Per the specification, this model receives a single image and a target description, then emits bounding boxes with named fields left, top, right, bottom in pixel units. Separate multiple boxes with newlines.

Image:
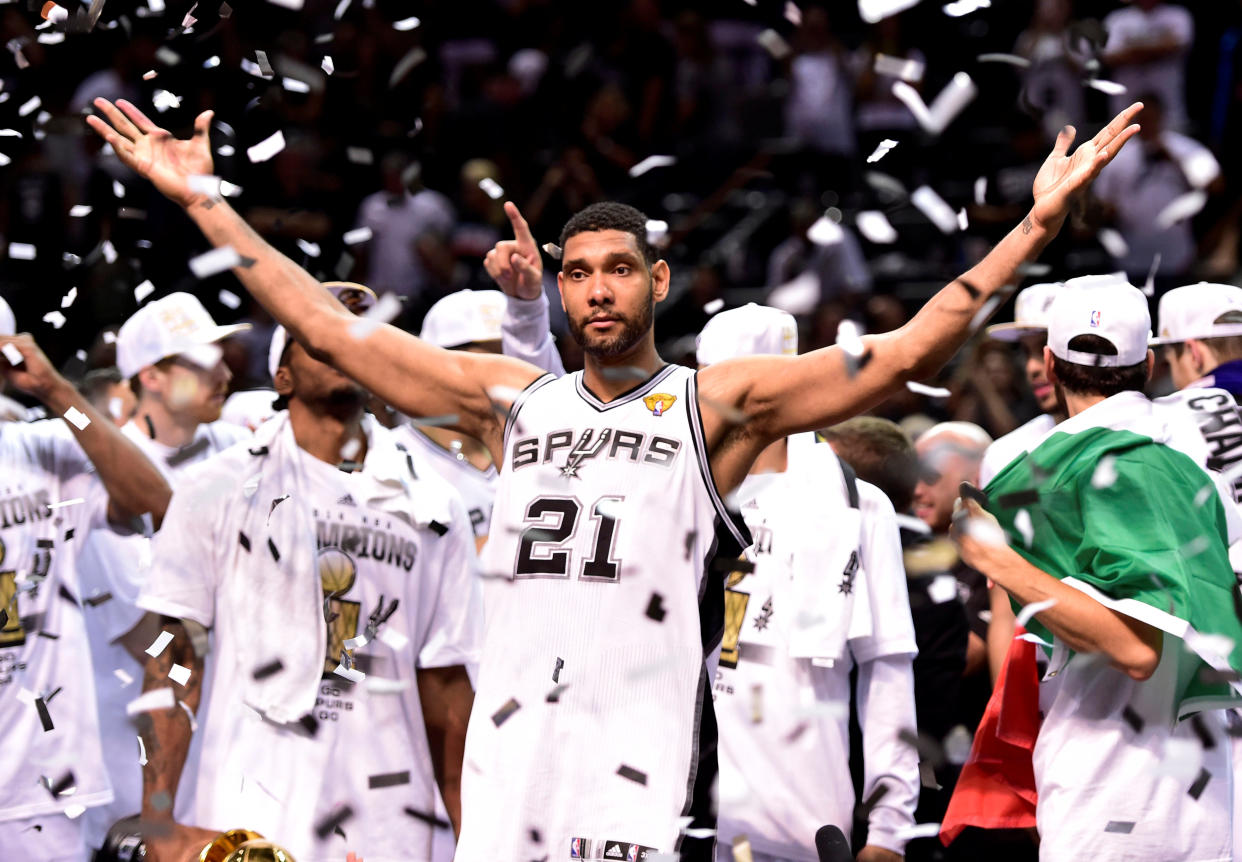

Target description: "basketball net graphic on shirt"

left=319, top=546, right=361, bottom=676
left=0, top=538, right=24, bottom=648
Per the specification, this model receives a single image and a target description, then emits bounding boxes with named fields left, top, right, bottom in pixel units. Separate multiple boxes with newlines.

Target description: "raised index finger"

left=1092, top=102, right=1143, bottom=150
left=504, top=201, right=536, bottom=250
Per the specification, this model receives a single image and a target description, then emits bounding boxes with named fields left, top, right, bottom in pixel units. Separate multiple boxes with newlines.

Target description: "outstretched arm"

left=85, top=99, right=542, bottom=463
left=698, top=104, right=1143, bottom=490
left=2, top=334, right=170, bottom=523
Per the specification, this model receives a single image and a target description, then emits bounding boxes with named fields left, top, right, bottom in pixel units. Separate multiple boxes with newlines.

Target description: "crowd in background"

left=0, top=0, right=1237, bottom=446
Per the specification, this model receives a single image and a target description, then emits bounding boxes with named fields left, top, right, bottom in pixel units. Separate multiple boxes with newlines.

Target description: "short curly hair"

left=559, top=202, right=656, bottom=268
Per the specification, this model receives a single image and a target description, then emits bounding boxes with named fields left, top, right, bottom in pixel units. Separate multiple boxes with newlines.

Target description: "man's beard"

left=568, top=291, right=654, bottom=359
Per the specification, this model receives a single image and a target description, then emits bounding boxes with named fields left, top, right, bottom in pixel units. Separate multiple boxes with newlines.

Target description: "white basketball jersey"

left=457, top=365, right=750, bottom=862
left=391, top=425, right=498, bottom=540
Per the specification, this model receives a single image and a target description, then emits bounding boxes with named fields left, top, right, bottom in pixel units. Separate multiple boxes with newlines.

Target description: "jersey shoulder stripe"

left=685, top=371, right=750, bottom=550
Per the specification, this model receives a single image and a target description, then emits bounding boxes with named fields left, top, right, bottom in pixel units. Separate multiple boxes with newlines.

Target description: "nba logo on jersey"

left=627, top=845, right=640, bottom=861
left=570, top=837, right=584, bottom=858
left=1089, top=310, right=1101, bottom=328
left=642, top=392, right=676, bottom=416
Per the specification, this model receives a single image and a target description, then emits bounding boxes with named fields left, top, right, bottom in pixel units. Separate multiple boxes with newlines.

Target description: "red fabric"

left=939, top=627, right=1042, bottom=846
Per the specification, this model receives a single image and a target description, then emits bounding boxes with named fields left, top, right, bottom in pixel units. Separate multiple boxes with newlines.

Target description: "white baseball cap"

left=1047, top=276, right=1151, bottom=367
left=696, top=303, right=798, bottom=365
left=268, top=283, right=380, bottom=380
left=1150, top=282, right=1242, bottom=345
left=116, top=292, right=250, bottom=379
left=420, top=289, right=506, bottom=349
left=986, top=282, right=1063, bottom=341
left=0, top=294, right=14, bottom=337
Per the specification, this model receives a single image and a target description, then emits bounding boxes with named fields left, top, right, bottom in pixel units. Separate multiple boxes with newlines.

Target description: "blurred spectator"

left=671, top=11, right=741, bottom=148
left=1093, top=93, right=1223, bottom=283
left=1102, top=0, right=1194, bottom=132
left=766, top=199, right=872, bottom=304
left=784, top=6, right=857, bottom=185
left=1014, top=0, right=1087, bottom=139
left=452, top=159, right=508, bottom=292
left=948, top=339, right=1040, bottom=439
left=78, top=366, right=133, bottom=427
left=352, top=153, right=456, bottom=317
left=853, top=15, right=924, bottom=180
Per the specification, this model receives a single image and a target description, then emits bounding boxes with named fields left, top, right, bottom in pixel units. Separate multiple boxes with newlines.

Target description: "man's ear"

left=1144, top=348, right=1155, bottom=382
left=556, top=271, right=567, bottom=313
left=651, top=260, right=671, bottom=303
left=136, top=366, right=163, bottom=397
left=1186, top=338, right=1210, bottom=375
left=1043, top=345, right=1059, bottom=386
left=273, top=366, right=294, bottom=398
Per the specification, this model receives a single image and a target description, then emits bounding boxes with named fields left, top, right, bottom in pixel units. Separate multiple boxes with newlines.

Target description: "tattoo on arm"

left=139, top=618, right=204, bottom=819
left=1021, top=215, right=1033, bottom=235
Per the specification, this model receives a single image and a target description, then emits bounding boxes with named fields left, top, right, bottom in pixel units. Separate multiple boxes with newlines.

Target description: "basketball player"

left=88, top=96, right=1143, bottom=860
left=77, top=292, right=253, bottom=853
left=131, top=323, right=480, bottom=862
left=696, top=305, right=919, bottom=862
left=0, top=320, right=171, bottom=862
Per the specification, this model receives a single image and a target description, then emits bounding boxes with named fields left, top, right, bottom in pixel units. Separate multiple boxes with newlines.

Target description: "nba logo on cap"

left=1089, top=310, right=1101, bottom=328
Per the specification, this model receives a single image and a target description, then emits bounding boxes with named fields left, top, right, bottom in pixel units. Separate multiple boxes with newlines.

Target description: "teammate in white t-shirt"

left=696, top=306, right=919, bottom=862
left=978, top=282, right=1067, bottom=488
left=0, top=319, right=171, bottom=861
left=88, top=95, right=1143, bottom=860
left=77, top=292, right=253, bottom=853
left=132, top=322, right=481, bottom=862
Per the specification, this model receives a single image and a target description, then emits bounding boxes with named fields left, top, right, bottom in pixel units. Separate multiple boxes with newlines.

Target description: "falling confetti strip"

left=491, top=697, right=521, bottom=726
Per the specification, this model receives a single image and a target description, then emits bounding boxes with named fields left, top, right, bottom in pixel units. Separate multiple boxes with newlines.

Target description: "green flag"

left=986, top=421, right=1242, bottom=717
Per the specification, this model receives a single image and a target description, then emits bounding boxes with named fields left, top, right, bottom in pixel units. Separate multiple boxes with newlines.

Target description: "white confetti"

left=49, top=497, right=84, bottom=510
left=347, top=291, right=402, bottom=340
left=963, top=513, right=1007, bottom=547
left=0, top=153, right=10, bottom=168
left=17, top=95, right=41, bottom=117
left=1180, top=150, right=1221, bottom=189
left=1015, top=598, right=1057, bottom=628
left=895, top=823, right=944, bottom=841
left=957, top=207, right=969, bottom=230
left=1183, top=629, right=1235, bottom=665
left=944, top=724, right=973, bottom=763
left=189, top=246, right=243, bottom=279
left=145, top=630, right=175, bottom=657
left=155, top=46, right=180, bottom=66
left=296, top=239, right=321, bottom=257
left=333, top=662, right=366, bottom=682
left=629, top=154, right=676, bottom=177
left=343, top=226, right=372, bottom=245
left=0, top=130, right=23, bottom=138
left=321, top=56, right=335, bottom=75
left=334, top=0, right=351, bottom=18
left=203, top=55, right=221, bottom=69
left=63, top=289, right=78, bottom=312
left=377, top=627, right=409, bottom=651
left=703, top=298, right=725, bottom=315
left=168, top=664, right=191, bottom=685
left=152, top=89, right=181, bottom=112
left=478, top=177, right=504, bottom=200
left=42, top=310, right=66, bottom=329
left=855, top=210, right=898, bottom=244
left=282, top=77, right=311, bottom=94
left=68, top=204, right=91, bottom=218
left=247, top=130, right=287, bottom=163
left=108, top=397, right=124, bottom=420
left=784, top=1, right=802, bottom=24
left=1155, top=189, right=1208, bottom=230
left=218, top=145, right=235, bottom=157
left=767, top=270, right=820, bottom=316
left=1091, top=455, right=1117, bottom=489
left=343, top=634, right=368, bottom=650
left=126, top=687, right=175, bottom=716
left=134, top=279, right=155, bottom=303
left=365, top=676, right=410, bottom=694
left=974, top=176, right=987, bottom=205
left=906, top=381, right=951, bottom=398
left=266, top=0, right=305, bottom=8
left=1013, top=507, right=1033, bottom=547
left=339, top=436, right=361, bottom=460
left=1142, top=252, right=1161, bottom=297
left=64, top=804, right=86, bottom=820
left=893, top=72, right=976, bottom=135
left=911, top=185, right=959, bottom=233
left=976, top=52, right=1031, bottom=68
left=859, top=0, right=922, bottom=23
left=147, top=0, right=166, bottom=12
left=8, top=242, right=35, bottom=260
left=943, top=0, right=990, bottom=16
left=835, top=319, right=866, bottom=357
left=1086, top=78, right=1126, bottom=96
left=866, top=138, right=898, bottom=164
left=15, top=687, right=36, bottom=706
left=927, top=573, right=958, bottom=604
left=1098, top=227, right=1129, bottom=259
left=645, top=219, right=669, bottom=245
left=874, top=54, right=924, bottom=83
left=393, top=15, right=420, bottom=30
left=756, top=29, right=791, bottom=59
left=36, top=31, right=66, bottom=45
left=807, top=214, right=844, bottom=246
left=63, top=406, right=90, bottom=430
left=2, top=343, right=23, bottom=366
left=113, top=668, right=134, bottom=687
left=137, top=735, right=147, bottom=766
left=218, top=289, right=242, bottom=309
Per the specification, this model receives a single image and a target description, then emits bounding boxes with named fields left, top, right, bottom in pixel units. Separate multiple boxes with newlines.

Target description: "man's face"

left=279, top=340, right=367, bottom=408
left=913, top=434, right=982, bottom=533
left=1020, top=332, right=1058, bottom=413
left=150, top=355, right=231, bottom=424
left=558, top=230, right=663, bottom=359
left=1164, top=343, right=1202, bottom=390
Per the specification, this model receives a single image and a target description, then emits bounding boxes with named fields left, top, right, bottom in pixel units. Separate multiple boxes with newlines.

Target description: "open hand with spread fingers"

left=483, top=201, right=544, bottom=300
left=1028, top=101, right=1143, bottom=233
left=85, top=97, right=216, bottom=209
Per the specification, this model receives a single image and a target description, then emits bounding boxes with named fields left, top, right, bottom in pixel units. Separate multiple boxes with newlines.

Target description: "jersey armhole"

left=686, top=371, right=751, bottom=550
left=500, top=372, right=557, bottom=466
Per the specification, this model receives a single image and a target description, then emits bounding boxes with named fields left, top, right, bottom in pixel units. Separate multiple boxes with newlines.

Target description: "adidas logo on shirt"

left=337, top=493, right=356, bottom=506
left=605, top=844, right=624, bottom=859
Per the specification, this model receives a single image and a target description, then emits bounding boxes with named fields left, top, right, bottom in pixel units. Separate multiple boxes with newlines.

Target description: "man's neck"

left=748, top=437, right=788, bottom=476
left=289, top=399, right=368, bottom=466
left=1064, top=391, right=1109, bottom=418
left=134, top=398, right=200, bottom=449
left=580, top=339, right=665, bottom=402
left=417, top=424, right=492, bottom=471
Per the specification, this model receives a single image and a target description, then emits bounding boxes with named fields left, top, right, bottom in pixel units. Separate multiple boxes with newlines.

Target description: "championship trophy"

left=95, top=819, right=297, bottom=862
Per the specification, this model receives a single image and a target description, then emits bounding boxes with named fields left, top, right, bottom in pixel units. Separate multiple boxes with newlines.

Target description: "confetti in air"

left=629, top=154, right=676, bottom=177
left=247, top=130, right=287, bottom=163
left=63, top=406, right=90, bottom=430
left=865, top=138, right=898, bottom=164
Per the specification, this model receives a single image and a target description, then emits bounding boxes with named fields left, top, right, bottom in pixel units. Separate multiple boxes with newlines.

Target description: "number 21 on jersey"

left=514, top=495, right=624, bottom=581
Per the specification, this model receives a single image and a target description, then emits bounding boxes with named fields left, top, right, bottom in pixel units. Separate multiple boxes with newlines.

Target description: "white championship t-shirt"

left=139, top=438, right=482, bottom=862
left=0, top=420, right=111, bottom=825
left=715, top=464, right=918, bottom=861
left=78, top=418, right=250, bottom=848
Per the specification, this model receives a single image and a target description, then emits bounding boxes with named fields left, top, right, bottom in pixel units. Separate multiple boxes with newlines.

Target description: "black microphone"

left=815, top=824, right=853, bottom=862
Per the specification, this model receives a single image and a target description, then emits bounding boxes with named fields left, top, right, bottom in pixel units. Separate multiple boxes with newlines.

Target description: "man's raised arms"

left=85, top=99, right=543, bottom=464
left=698, top=104, right=1143, bottom=495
